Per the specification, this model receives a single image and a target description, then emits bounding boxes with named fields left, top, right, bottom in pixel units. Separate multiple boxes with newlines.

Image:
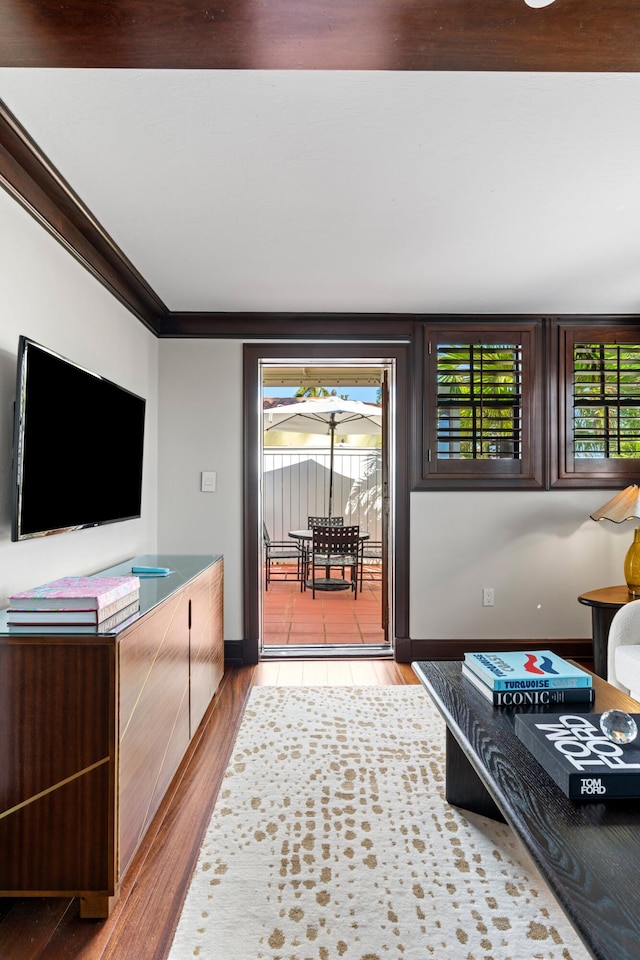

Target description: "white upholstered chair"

left=607, top=598, right=640, bottom=701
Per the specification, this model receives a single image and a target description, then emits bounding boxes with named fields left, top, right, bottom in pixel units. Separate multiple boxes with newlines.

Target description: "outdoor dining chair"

left=308, top=524, right=361, bottom=599
left=301, top=518, right=345, bottom=579
left=263, top=523, right=304, bottom=591
left=307, top=516, right=344, bottom=528
left=359, top=540, right=383, bottom=589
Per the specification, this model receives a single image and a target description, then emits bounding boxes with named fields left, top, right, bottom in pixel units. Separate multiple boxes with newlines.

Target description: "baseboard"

left=230, top=636, right=594, bottom=670
left=405, top=638, right=594, bottom=665
left=224, top=639, right=244, bottom=665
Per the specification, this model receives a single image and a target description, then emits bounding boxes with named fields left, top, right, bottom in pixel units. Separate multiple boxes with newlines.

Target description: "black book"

left=462, top=664, right=596, bottom=706
left=515, top=712, right=640, bottom=800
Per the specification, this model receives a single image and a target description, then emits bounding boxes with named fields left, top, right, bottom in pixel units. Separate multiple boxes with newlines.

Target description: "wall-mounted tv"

left=11, top=336, right=146, bottom=542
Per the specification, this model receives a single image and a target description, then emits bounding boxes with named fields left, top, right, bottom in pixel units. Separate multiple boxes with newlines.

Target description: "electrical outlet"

left=482, top=587, right=494, bottom=607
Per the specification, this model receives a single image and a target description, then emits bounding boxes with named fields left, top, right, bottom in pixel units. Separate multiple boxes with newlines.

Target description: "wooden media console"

left=0, top=554, right=223, bottom=918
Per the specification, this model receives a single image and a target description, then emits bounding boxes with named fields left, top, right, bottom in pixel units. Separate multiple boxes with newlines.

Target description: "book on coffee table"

left=515, top=712, right=640, bottom=799
left=464, top=650, right=592, bottom=691
left=462, top=663, right=596, bottom=706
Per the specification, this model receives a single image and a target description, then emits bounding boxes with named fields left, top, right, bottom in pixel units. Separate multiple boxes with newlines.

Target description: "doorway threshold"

left=261, top=643, right=393, bottom=660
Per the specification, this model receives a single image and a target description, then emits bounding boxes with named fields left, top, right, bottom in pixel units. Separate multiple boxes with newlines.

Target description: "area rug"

left=168, top=686, right=589, bottom=960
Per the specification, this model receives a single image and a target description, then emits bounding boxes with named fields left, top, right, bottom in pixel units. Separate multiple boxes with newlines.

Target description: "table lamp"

left=590, top=484, right=640, bottom=596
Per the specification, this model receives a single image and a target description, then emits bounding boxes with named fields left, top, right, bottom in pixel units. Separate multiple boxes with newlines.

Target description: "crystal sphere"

left=600, top=710, right=638, bottom=745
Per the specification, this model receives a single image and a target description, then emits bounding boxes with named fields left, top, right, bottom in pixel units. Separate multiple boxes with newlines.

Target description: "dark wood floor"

left=0, top=660, right=418, bottom=960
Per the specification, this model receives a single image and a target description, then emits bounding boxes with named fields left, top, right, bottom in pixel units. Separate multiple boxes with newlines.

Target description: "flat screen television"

left=11, top=336, right=146, bottom=541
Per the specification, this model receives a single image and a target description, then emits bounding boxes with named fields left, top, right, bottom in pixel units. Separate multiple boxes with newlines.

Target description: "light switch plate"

left=201, top=471, right=216, bottom=492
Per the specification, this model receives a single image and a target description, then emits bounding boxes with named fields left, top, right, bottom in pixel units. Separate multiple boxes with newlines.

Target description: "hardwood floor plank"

left=371, top=659, right=400, bottom=684
left=37, top=669, right=254, bottom=960
left=103, top=668, right=254, bottom=960
left=0, top=659, right=414, bottom=958
left=274, top=660, right=305, bottom=686
left=302, top=660, right=329, bottom=686
left=252, top=660, right=281, bottom=685
left=348, top=660, right=381, bottom=685
left=0, top=898, right=74, bottom=960
left=395, top=661, right=421, bottom=684
left=325, top=660, right=358, bottom=686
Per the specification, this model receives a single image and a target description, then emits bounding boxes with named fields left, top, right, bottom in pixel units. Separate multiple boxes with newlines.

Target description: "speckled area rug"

left=168, top=686, right=589, bottom=960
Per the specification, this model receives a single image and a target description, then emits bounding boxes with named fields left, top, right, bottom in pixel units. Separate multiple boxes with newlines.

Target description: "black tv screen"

left=11, top=336, right=146, bottom=541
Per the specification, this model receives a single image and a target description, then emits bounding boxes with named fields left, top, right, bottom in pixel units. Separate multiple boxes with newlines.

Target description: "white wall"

left=0, top=189, right=159, bottom=607
left=157, top=340, right=243, bottom=640
left=1, top=181, right=632, bottom=645
left=410, top=490, right=632, bottom=641
left=157, top=339, right=635, bottom=646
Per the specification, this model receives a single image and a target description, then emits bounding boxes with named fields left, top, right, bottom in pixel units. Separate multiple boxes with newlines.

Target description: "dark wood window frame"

left=416, top=320, right=545, bottom=490
left=551, top=320, right=640, bottom=489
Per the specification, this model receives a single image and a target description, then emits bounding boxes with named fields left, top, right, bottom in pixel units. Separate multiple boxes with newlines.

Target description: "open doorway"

left=242, top=342, right=411, bottom=667
left=261, top=362, right=391, bottom=658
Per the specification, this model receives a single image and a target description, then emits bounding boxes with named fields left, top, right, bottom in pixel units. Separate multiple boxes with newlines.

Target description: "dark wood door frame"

left=243, top=342, right=412, bottom=665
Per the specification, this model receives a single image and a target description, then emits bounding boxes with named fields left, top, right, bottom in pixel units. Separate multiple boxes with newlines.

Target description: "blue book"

left=464, top=650, right=592, bottom=691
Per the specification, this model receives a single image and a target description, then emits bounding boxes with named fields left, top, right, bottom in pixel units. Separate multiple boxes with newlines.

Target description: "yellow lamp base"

left=624, top=526, right=640, bottom=597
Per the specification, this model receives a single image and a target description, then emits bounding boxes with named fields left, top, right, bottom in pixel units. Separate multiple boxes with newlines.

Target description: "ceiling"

left=1, top=1, right=639, bottom=328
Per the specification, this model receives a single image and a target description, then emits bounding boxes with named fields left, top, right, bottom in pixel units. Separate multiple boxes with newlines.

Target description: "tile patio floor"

left=263, top=562, right=385, bottom=647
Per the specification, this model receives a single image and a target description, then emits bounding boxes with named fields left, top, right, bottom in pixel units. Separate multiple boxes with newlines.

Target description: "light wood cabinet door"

left=189, top=558, right=224, bottom=735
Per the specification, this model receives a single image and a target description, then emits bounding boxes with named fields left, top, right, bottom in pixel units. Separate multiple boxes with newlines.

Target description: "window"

left=436, top=343, right=523, bottom=460
left=555, top=323, right=640, bottom=486
left=573, top=343, right=640, bottom=458
left=419, top=323, right=543, bottom=489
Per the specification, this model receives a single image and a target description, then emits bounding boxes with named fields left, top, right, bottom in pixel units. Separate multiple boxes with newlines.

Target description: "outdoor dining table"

left=288, top=529, right=370, bottom=591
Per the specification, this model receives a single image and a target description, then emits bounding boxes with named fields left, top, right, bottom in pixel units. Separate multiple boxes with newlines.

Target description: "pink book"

left=10, top=575, right=140, bottom=610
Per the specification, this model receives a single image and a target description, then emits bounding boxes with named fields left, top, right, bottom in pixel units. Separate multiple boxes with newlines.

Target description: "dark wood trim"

left=0, top=0, right=638, bottom=72
left=551, top=318, right=640, bottom=489
left=162, top=313, right=640, bottom=340
left=0, top=99, right=166, bottom=333
left=243, top=350, right=261, bottom=666
left=542, top=316, right=554, bottom=491
left=416, top=319, right=546, bottom=490
left=243, top=342, right=412, bottom=664
left=161, top=312, right=416, bottom=339
left=224, top=639, right=245, bottom=665
left=409, top=637, right=594, bottom=667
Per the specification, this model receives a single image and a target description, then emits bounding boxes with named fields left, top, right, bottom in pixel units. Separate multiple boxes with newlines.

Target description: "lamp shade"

left=591, top=484, right=640, bottom=596
left=590, top=485, right=640, bottom=523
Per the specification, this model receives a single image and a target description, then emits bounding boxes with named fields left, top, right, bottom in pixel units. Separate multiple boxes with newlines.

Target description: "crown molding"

left=0, top=99, right=166, bottom=333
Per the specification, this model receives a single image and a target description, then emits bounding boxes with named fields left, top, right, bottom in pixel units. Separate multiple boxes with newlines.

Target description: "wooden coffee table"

left=413, top=660, right=640, bottom=960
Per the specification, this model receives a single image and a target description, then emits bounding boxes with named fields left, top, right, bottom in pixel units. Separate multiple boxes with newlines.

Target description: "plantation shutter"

left=419, top=323, right=543, bottom=489
left=555, top=324, right=640, bottom=485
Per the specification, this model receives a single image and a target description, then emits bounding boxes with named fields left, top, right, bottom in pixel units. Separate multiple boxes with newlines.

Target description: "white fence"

left=263, top=446, right=382, bottom=542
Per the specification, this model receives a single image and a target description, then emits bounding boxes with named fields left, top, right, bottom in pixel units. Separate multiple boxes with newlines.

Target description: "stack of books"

left=7, top=575, right=141, bottom=633
left=515, top=711, right=640, bottom=800
left=462, top=650, right=595, bottom=706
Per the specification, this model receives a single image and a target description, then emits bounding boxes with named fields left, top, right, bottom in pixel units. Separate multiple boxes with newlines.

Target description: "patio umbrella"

left=264, top=396, right=382, bottom=518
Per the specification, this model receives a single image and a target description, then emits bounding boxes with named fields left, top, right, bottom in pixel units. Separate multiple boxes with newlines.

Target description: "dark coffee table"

left=413, top=660, right=640, bottom=960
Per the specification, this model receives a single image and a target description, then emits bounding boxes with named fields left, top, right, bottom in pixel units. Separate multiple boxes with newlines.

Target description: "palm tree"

left=573, top=343, right=640, bottom=458
left=345, top=451, right=382, bottom=522
left=295, top=386, right=335, bottom=398
left=437, top=344, right=521, bottom=459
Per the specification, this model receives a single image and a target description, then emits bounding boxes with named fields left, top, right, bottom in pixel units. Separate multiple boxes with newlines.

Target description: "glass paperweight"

left=600, top=710, right=638, bottom=745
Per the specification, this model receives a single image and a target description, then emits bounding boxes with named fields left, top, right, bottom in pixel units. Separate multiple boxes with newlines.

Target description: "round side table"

left=578, top=585, right=634, bottom=679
